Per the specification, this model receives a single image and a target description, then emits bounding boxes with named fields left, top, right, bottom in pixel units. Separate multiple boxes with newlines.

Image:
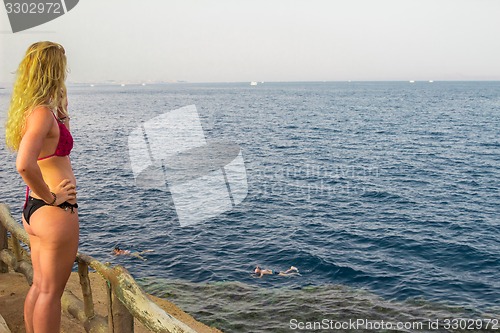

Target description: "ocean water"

left=0, top=81, right=499, bottom=332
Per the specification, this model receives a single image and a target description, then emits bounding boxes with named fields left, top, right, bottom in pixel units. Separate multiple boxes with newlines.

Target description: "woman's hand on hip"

left=52, top=179, right=77, bottom=205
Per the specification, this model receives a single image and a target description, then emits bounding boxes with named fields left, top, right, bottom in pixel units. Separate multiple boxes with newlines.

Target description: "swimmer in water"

left=254, top=265, right=299, bottom=278
left=113, top=246, right=153, bottom=261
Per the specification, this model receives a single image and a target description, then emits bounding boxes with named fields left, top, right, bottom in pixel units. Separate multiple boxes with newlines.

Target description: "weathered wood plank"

left=0, top=249, right=33, bottom=285
left=0, top=216, right=8, bottom=273
left=107, top=281, right=134, bottom=333
left=0, top=249, right=16, bottom=270
left=0, top=204, right=30, bottom=246
left=78, top=262, right=96, bottom=320
left=108, top=266, right=197, bottom=333
left=11, top=236, right=22, bottom=261
left=62, top=289, right=108, bottom=333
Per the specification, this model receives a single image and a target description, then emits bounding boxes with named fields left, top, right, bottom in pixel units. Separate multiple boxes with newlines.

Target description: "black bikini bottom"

left=23, top=196, right=78, bottom=225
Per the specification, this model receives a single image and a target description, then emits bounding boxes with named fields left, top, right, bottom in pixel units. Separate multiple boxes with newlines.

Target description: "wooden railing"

left=0, top=203, right=197, bottom=333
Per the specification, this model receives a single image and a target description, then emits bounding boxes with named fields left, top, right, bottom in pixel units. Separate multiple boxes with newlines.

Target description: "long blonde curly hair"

left=5, top=41, right=68, bottom=151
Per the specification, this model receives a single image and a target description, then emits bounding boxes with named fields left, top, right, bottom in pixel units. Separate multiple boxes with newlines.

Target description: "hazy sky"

left=1, top=0, right=500, bottom=83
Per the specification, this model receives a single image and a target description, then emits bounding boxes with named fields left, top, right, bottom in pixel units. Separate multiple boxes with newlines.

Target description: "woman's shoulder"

left=30, top=104, right=55, bottom=115
left=24, top=105, right=56, bottom=134
left=27, top=105, right=56, bottom=123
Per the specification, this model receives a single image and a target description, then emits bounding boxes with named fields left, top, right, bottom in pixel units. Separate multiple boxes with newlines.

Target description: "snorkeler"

left=113, top=245, right=153, bottom=261
left=254, top=266, right=299, bottom=278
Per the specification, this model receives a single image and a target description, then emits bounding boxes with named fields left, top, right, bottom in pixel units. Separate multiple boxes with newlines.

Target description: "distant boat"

left=250, top=81, right=258, bottom=86
left=428, top=80, right=434, bottom=83
left=409, top=80, right=415, bottom=83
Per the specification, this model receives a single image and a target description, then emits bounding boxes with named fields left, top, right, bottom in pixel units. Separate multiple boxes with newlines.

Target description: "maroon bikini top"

left=37, top=113, right=73, bottom=160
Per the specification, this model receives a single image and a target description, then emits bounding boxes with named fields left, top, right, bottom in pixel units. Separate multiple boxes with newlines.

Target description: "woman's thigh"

left=29, top=206, right=79, bottom=294
left=23, top=217, right=41, bottom=283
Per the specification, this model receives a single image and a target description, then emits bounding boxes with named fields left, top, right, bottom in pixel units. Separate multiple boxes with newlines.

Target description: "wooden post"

left=11, top=235, right=22, bottom=261
left=107, top=281, right=134, bottom=333
left=78, top=262, right=95, bottom=319
left=107, top=281, right=113, bottom=333
left=0, top=220, right=8, bottom=273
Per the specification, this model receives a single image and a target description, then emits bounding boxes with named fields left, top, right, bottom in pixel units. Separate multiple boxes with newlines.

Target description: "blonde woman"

left=5, top=41, right=78, bottom=333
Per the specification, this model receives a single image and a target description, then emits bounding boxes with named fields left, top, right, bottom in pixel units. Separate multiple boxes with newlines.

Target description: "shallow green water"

left=139, top=278, right=499, bottom=333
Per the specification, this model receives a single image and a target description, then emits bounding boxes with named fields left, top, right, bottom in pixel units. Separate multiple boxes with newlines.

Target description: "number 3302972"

left=5, top=2, right=62, bottom=14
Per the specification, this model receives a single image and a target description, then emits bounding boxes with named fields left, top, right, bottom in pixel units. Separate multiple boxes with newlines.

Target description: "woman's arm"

left=16, top=106, right=55, bottom=203
left=16, top=106, right=76, bottom=205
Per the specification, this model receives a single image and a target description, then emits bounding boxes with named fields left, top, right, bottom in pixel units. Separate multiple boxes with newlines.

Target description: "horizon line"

left=1, top=79, right=500, bottom=88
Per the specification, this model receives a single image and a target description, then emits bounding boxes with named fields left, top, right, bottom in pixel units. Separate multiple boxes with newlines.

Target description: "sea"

left=0, top=81, right=499, bottom=332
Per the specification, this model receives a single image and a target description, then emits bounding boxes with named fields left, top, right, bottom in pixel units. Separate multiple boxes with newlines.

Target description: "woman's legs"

left=27, top=206, right=79, bottom=333
left=22, top=220, right=41, bottom=333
